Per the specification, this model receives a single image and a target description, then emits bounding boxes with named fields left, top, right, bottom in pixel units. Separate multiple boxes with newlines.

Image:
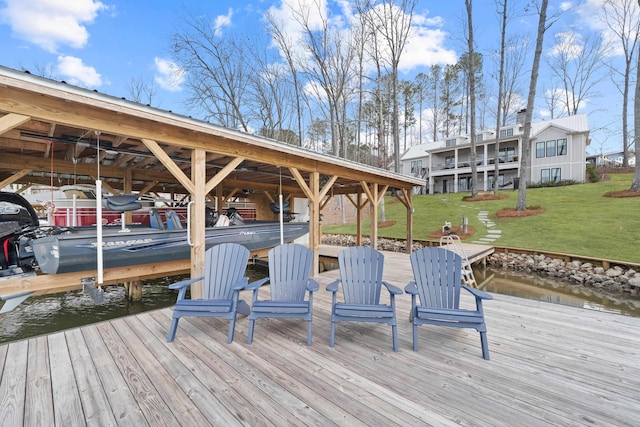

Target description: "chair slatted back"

left=203, top=243, right=250, bottom=300
left=337, top=246, right=384, bottom=305
left=410, top=247, right=462, bottom=309
left=268, top=243, right=313, bottom=301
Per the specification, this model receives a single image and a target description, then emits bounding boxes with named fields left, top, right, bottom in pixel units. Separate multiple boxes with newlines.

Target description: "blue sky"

left=0, top=0, right=631, bottom=155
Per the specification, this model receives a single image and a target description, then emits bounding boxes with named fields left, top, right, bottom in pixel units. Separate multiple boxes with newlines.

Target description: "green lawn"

left=322, top=173, right=640, bottom=264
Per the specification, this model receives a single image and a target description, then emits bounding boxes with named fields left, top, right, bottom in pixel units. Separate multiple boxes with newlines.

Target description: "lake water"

left=1, top=265, right=639, bottom=344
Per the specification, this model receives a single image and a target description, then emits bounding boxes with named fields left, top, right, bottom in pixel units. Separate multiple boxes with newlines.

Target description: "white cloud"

left=401, top=26, right=457, bottom=71
left=266, top=1, right=455, bottom=74
left=154, top=57, right=184, bottom=92
left=560, top=2, right=573, bottom=12
left=0, top=0, right=107, bottom=52
left=548, top=31, right=584, bottom=60
left=213, top=8, right=233, bottom=37
left=57, top=55, right=102, bottom=87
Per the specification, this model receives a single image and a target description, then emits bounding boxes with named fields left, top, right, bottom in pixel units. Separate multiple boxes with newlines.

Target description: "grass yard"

left=322, top=173, right=640, bottom=264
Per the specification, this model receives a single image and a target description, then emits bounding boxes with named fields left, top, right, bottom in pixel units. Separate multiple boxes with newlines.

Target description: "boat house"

left=0, top=66, right=424, bottom=296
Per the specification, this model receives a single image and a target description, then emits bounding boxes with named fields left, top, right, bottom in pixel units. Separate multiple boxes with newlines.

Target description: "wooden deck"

left=1, top=250, right=639, bottom=426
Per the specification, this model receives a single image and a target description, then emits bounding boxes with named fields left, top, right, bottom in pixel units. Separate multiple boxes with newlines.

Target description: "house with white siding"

left=400, top=112, right=590, bottom=194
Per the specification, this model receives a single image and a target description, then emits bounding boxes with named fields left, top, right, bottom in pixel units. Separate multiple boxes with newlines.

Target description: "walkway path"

left=472, top=210, right=503, bottom=244
left=439, top=197, right=503, bottom=245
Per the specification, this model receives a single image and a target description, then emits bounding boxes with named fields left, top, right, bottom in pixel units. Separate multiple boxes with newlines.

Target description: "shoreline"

left=321, top=234, right=640, bottom=297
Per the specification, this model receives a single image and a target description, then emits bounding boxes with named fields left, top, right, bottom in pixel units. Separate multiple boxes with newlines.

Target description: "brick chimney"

left=516, top=108, right=527, bottom=125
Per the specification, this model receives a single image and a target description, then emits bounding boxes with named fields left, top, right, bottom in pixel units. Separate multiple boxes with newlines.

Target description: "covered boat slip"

left=0, top=256, right=638, bottom=426
left=0, top=65, right=423, bottom=297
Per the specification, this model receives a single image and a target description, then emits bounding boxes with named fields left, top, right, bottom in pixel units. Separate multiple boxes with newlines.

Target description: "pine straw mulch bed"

left=604, top=189, right=640, bottom=198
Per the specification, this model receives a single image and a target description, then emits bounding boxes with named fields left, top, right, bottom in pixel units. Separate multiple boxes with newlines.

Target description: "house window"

left=499, top=128, right=514, bottom=137
left=541, top=169, right=550, bottom=182
left=536, top=142, right=545, bottom=158
left=446, top=138, right=456, bottom=147
left=541, top=168, right=561, bottom=182
left=557, top=138, right=567, bottom=155
left=411, top=160, right=422, bottom=174
left=546, top=140, right=556, bottom=157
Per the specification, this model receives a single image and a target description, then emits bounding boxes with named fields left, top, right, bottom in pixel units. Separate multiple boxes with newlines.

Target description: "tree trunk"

left=632, top=6, right=640, bottom=191
left=466, top=0, right=478, bottom=197
left=517, top=0, right=549, bottom=210
left=494, top=0, right=508, bottom=195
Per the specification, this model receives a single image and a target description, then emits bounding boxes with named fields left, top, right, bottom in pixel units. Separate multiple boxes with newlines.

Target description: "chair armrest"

left=306, top=278, right=320, bottom=292
left=404, top=281, right=418, bottom=295
left=231, top=277, right=249, bottom=291
left=245, top=277, right=269, bottom=291
left=462, top=285, right=493, bottom=300
left=382, top=281, right=403, bottom=295
left=169, top=276, right=203, bottom=290
left=325, top=279, right=340, bottom=293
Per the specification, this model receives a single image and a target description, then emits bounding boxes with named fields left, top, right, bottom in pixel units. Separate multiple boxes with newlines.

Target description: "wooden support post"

left=127, top=280, right=143, bottom=301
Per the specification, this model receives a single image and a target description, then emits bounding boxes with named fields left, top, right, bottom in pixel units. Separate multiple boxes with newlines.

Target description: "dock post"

left=127, top=280, right=143, bottom=301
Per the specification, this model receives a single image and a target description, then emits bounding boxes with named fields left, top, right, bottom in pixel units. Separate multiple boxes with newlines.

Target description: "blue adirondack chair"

left=406, top=246, right=493, bottom=360
left=326, top=246, right=402, bottom=352
left=246, top=243, right=319, bottom=346
left=167, top=242, right=250, bottom=343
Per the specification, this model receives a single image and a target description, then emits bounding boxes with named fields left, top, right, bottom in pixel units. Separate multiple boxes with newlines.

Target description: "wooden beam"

left=191, top=149, right=206, bottom=298
left=139, top=181, right=159, bottom=195
left=309, top=171, right=320, bottom=275
left=289, top=168, right=309, bottom=198
left=142, top=138, right=194, bottom=194
left=0, top=169, right=32, bottom=189
left=319, top=175, right=338, bottom=200
left=204, top=156, right=245, bottom=194
left=0, top=113, right=30, bottom=134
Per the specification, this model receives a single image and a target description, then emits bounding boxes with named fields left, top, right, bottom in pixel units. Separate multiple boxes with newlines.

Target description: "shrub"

left=527, top=179, right=578, bottom=188
left=586, top=163, right=599, bottom=183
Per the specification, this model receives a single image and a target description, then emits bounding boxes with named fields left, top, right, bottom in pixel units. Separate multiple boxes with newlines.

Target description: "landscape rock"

left=321, top=234, right=640, bottom=296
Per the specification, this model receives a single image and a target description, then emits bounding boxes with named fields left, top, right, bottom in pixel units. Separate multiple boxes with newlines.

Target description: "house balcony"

left=431, top=156, right=519, bottom=174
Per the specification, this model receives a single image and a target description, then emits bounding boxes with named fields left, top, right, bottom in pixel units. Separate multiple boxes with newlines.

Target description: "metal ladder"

left=439, top=234, right=478, bottom=288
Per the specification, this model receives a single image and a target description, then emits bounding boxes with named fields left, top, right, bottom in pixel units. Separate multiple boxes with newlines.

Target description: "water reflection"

left=0, top=265, right=268, bottom=344
left=475, top=266, right=640, bottom=317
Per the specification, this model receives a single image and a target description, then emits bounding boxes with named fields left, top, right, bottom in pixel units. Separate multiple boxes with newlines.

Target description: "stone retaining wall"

left=321, top=234, right=640, bottom=296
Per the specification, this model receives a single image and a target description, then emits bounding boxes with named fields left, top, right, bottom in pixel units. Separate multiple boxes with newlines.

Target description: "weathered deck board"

left=1, top=249, right=639, bottom=426
left=25, top=336, right=54, bottom=426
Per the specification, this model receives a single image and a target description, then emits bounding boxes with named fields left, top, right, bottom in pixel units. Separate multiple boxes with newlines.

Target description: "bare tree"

left=170, top=14, right=253, bottom=130
left=359, top=0, right=417, bottom=172
left=20, top=62, right=59, bottom=80
left=501, top=34, right=528, bottom=125
left=126, top=77, right=157, bottom=105
left=546, top=30, right=609, bottom=116
left=601, top=0, right=640, bottom=167
left=493, top=0, right=509, bottom=195
left=542, top=83, right=563, bottom=119
left=633, top=0, right=640, bottom=190
left=517, top=0, right=552, bottom=211
left=265, top=10, right=306, bottom=146
left=291, top=0, right=357, bottom=157
left=249, top=51, right=299, bottom=144
left=465, top=0, right=479, bottom=197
